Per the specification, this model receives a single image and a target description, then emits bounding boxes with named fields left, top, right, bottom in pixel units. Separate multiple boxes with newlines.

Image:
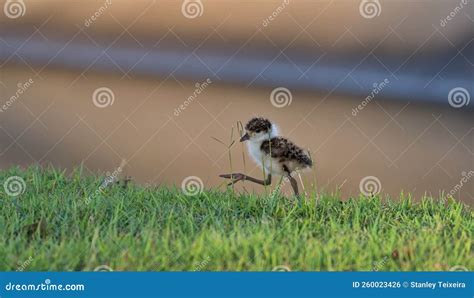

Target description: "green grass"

left=0, top=166, right=472, bottom=271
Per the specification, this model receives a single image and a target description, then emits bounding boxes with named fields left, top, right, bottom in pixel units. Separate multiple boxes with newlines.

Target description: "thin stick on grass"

left=211, top=127, right=236, bottom=192
left=335, top=179, right=347, bottom=198
left=237, top=121, right=247, bottom=186
left=275, top=175, right=284, bottom=199
left=307, top=149, right=317, bottom=202
left=229, top=126, right=235, bottom=190
left=259, top=130, right=272, bottom=198
left=266, top=131, right=273, bottom=197
left=297, top=172, right=308, bottom=199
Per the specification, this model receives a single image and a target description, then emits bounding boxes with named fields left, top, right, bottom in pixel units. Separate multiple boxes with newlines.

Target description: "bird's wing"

left=260, top=137, right=292, bottom=159
left=261, top=137, right=312, bottom=167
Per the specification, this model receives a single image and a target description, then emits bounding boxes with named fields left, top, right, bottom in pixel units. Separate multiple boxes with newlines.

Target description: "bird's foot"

left=219, top=173, right=246, bottom=186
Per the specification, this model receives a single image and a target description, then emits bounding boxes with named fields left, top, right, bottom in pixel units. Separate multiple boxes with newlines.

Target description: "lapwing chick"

left=220, top=117, right=312, bottom=196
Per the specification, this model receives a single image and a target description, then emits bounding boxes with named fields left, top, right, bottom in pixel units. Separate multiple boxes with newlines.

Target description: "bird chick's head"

left=240, top=117, right=278, bottom=143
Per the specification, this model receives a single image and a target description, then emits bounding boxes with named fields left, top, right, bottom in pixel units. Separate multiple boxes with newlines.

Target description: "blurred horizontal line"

left=0, top=35, right=472, bottom=106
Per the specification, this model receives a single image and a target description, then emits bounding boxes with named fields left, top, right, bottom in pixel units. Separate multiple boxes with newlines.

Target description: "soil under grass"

left=0, top=167, right=472, bottom=271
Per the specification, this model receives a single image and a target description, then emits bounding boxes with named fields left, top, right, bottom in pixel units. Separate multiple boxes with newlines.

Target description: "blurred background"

left=0, top=0, right=472, bottom=202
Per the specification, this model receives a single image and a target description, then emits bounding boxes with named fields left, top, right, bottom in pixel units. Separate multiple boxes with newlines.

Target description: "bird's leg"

left=220, top=173, right=271, bottom=187
left=287, top=175, right=299, bottom=196
left=282, top=165, right=300, bottom=197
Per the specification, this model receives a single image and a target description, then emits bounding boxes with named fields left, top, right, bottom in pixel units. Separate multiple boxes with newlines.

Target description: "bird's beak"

left=239, top=133, right=250, bottom=142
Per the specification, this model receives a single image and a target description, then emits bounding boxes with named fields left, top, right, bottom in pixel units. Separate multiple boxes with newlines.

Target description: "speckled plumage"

left=245, top=117, right=272, bottom=133
left=260, top=137, right=313, bottom=172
